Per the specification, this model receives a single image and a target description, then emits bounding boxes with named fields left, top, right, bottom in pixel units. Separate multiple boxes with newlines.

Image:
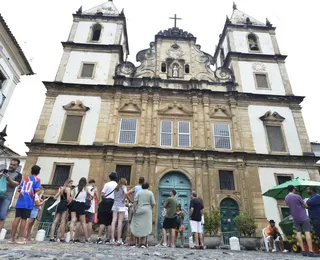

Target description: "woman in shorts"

left=175, top=204, right=185, bottom=248
left=110, top=178, right=128, bottom=245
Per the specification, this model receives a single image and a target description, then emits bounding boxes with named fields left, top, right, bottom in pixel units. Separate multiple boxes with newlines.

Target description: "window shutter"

left=81, top=64, right=95, bottom=78
left=61, top=115, right=83, bottom=142
left=255, top=74, right=269, bottom=89
left=213, top=123, right=232, bottom=149
left=115, top=165, right=131, bottom=184
left=219, top=170, right=235, bottom=190
left=52, top=165, right=71, bottom=186
left=160, top=120, right=173, bottom=146
left=266, top=125, right=286, bottom=152
left=119, top=118, right=137, bottom=144
left=178, top=121, right=190, bottom=147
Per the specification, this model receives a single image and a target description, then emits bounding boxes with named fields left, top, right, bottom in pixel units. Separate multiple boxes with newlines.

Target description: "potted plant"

left=203, top=207, right=222, bottom=249
left=234, top=211, right=260, bottom=250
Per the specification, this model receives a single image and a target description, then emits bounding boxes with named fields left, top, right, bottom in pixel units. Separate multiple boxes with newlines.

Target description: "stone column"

left=194, top=154, right=203, bottom=196
left=229, top=97, right=242, bottom=151
left=201, top=158, right=209, bottom=209
left=290, top=104, right=312, bottom=153
left=192, top=95, right=199, bottom=148
left=135, top=152, right=144, bottom=184
left=207, top=157, right=217, bottom=208
left=151, top=93, right=160, bottom=145
left=107, top=91, right=121, bottom=143
left=138, top=92, right=149, bottom=144
left=149, top=151, right=157, bottom=195
left=202, top=95, right=211, bottom=149
left=94, top=97, right=111, bottom=144
left=104, top=148, right=115, bottom=183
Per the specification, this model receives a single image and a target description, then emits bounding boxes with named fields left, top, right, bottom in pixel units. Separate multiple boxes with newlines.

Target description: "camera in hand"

left=1, top=169, right=8, bottom=174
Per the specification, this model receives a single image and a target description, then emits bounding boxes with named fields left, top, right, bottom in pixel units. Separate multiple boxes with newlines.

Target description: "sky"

left=1, top=0, right=319, bottom=155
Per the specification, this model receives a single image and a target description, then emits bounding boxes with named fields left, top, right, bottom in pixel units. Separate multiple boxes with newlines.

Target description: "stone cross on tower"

left=169, top=14, right=182, bottom=28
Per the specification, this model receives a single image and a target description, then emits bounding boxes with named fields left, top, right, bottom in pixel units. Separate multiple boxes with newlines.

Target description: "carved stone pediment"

left=135, top=42, right=156, bottom=78
left=215, top=67, right=235, bottom=82
left=118, top=99, right=141, bottom=114
left=209, top=105, right=232, bottom=118
left=260, top=111, right=285, bottom=122
left=115, top=62, right=136, bottom=77
left=158, top=102, right=193, bottom=116
left=62, top=100, right=90, bottom=112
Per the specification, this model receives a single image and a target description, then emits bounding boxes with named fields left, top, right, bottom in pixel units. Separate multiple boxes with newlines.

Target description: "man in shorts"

left=285, top=185, right=316, bottom=257
left=0, top=159, right=22, bottom=234
left=162, top=189, right=178, bottom=247
left=10, top=165, right=41, bottom=243
left=189, top=191, right=204, bottom=249
left=265, top=220, right=288, bottom=252
left=306, top=186, right=320, bottom=240
left=96, top=172, right=118, bottom=244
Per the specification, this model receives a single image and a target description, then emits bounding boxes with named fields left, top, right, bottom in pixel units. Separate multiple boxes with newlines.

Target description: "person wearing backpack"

left=175, top=204, right=185, bottom=248
left=69, top=177, right=94, bottom=243
left=0, top=158, right=22, bottom=234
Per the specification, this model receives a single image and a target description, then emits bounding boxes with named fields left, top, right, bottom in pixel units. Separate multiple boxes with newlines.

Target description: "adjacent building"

left=23, top=1, right=319, bottom=239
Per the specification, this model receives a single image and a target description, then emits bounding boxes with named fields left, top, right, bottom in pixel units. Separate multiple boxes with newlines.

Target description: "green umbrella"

left=262, top=178, right=320, bottom=199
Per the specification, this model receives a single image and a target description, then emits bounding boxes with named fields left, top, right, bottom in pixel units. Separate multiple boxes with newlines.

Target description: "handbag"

left=67, top=188, right=81, bottom=210
left=102, top=188, right=116, bottom=203
left=0, top=176, right=7, bottom=197
left=85, top=187, right=95, bottom=210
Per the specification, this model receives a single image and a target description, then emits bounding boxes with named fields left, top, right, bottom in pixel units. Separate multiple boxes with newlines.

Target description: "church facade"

left=23, top=1, right=319, bottom=238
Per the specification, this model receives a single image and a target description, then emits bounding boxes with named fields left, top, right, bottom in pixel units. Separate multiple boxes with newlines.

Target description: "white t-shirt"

left=87, top=185, right=95, bottom=213
left=102, top=181, right=118, bottom=199
left=34, top=193, right=40, bottom=209
left=74, top=187, right=87, bottom=203
left=124, top=207, right=129, bottom=220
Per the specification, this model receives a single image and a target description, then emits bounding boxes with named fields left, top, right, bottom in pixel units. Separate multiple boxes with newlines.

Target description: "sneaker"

left=49, top=238, right=56, bottom=242
left=96, top=238, right=103, bottom=244
left=86, top=239, right=92, bottom=244
left=282, top=249, right=288, bottom=253
left=272, top=249, right=277, bottom=252
left=308, top=252, right=318, bottom=257
left=140, top=245, right=146, bottom=248
left=105, top=239, right=110, bottom=245
left=161, top=243, right=167, bottom=248
left=116, top=241, right=123, bottom=246
left=155, top=244, right=162, bottom=247
left=302, top=251, right=308, bottom=256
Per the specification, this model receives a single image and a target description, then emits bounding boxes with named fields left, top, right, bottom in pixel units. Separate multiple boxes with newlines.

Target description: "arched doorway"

left=158, top=172, right=191, bottom=242
left=220, top=198, right=239, bottom=243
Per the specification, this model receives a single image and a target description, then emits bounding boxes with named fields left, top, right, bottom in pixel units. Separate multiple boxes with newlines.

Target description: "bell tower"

left=214, top=3, right=293, bottom=96
left=55, top=0, right=129, bottom=85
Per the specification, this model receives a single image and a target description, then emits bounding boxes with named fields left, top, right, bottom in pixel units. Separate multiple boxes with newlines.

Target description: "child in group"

left=121, top=201, right=129, bottom=243
left=25, top=188, right=48, bottom=241
left=175, top=204, right=185, bottom=248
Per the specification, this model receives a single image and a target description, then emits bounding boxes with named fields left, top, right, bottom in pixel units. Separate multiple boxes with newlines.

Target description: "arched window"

left=91, top=24, right=102, bottom=41
left=185, top=64, right=190, bottom=74
left=247, top=34, right=259, bottom=51
left=161, top=62, right=167, bottom=73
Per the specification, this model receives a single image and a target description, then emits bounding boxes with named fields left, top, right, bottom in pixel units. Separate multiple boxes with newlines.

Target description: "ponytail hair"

left=77, top=177, right=87, bottom=192
left=115, top=178, right=127, bottom=191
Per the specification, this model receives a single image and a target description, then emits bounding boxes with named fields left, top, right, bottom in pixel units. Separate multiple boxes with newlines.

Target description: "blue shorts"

left=0, top=197, right=11, bottom=220
left=30, top=207, right=40, bottom=219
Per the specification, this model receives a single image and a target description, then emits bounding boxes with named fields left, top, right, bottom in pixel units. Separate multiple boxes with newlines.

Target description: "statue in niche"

left=172, top=64, right=179, bottom=77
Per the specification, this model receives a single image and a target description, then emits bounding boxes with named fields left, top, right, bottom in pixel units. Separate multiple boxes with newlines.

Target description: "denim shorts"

left=0, top=197, right=11, bottom=220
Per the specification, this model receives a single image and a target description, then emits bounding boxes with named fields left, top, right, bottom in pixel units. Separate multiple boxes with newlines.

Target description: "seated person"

left=265, top=220, right=288, bottom=253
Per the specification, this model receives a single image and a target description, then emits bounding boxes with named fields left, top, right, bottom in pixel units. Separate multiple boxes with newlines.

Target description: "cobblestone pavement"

left=0, top=242, right=308, bottom=260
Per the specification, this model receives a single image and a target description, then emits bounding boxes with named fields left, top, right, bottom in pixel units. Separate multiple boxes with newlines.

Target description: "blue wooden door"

left=220, top=198, right=239, bottom=243
left=158, top=172, right=191, bottom=243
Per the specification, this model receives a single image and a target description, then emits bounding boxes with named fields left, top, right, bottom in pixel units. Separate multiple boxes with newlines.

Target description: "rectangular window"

left=266, top=125, right=286, bottom=152
left=160, top=120, right=173, bottom=146
left=115, top=165, right=131, bottom=184
left=276, top=175, right=292, bottom=185
left=80, top=63, right=95, bottom=78
left=255, top=74, right=269, bottom=89
left=119, top=118, right=137, bottom=144
left=178, top=121, right=190, bottom=147
left=61, top=115, right=83, bottom=142
left=213, top=123, right=232, bottom=150
left=219, top=170, right=235, bottom=190
left=280, top=207, right=291, bottom=220
left=52, top=165, right=71, bottom=186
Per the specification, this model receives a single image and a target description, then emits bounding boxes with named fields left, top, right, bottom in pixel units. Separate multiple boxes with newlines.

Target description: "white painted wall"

left=258, top=167, right=310, bottom=228
left=232, top=31, right=275, bottom=55
left=73, top=21, right=117, bottom=45
left=44, top=95, right=101, bottom=145
left=239, top=61, right=285, bottom=95
left=62, top=51, right=112, bottom=84
left=36, top=157, right=90, bottom=185
left=248, top=105, right=302, bottom=155
left=222, top=38, right=229, bottom=58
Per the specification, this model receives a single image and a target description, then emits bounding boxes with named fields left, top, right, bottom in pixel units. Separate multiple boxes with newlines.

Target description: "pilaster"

left=107, top=91, right=121, bottom=143
left=138, top=92, right=149, bottom=144
left=151, top=93, right=160, bottom=145
left=192, top=95, right=199, bottom=148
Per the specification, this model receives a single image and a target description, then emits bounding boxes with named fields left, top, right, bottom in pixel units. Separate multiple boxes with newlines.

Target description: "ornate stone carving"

left=259, top=111, right=285, bottom=122
left=115, top=62, right=136, bottom=77
left=83, top=1, right=119, bottom=16
left=209, top=105, right=232, bottom=118
left=215, top=67, right=234, bottom=82
left=193, top=45, right=216, bottom=81
left=166, top=43, right=185, bottom=59
left=135, top=42, right=156, bottom=78
left=158, top=101, right=193, bottom=116
left=118, top=99, right=141, bottom=114
left=252, top=62, right=266, bottom=72
left=157, top=27, right=195, bottom=39
left=62, top=100, right=90, bottom=112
